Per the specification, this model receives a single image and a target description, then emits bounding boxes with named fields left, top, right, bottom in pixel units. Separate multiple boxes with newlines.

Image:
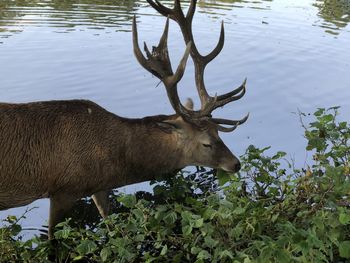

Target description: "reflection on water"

left=1, top=0, right=350, bottom=40
left=0, top=0, right=138, bottom=38
left=0, top=0, right=350, bottom=38
left=314, top=0, right=350, bottom=35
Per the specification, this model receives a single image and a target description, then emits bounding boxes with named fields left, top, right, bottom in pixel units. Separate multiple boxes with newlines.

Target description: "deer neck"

left=110, top=115, right=184, bottom=186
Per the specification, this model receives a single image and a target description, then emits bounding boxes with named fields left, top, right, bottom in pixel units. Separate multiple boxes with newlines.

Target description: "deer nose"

left=219, top=157, right=241, bottom=172
left=234, top=161, right=241, bottom=172
left=235, top=162, right=241, bottom=172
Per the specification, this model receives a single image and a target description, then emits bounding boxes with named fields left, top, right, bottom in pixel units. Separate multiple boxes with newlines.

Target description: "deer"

left=0, top=0, right=248, bottom=239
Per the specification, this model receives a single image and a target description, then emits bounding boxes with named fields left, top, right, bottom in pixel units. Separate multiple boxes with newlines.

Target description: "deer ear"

left=156, top=118, right=184, bottom=133
left=185, top=98, right=194, bottom=110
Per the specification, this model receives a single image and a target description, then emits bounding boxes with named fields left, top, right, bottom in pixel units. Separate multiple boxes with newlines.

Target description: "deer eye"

left=202, top=143, right=212, bottom=149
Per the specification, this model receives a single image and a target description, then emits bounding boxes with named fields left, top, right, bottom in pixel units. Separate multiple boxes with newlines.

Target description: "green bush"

left=1, top=107, right=349, bottom=263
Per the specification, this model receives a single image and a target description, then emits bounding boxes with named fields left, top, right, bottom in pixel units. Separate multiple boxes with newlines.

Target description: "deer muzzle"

left=219, top=156, right=241, bottom=173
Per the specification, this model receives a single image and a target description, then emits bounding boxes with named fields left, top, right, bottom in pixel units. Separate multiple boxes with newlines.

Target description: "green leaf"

left=163, top=211, right=177, bottom=225
left=217, top=170, right=231, bottom=186
left=73, top=256, right=84, bottom=261
left=132, top=208, right=144, bottom=221
left=10, top=224, right=22, bottom=236
left=54, top=228, right=71, bottom=239
left=134, top=234, right=145, bottom=242
left=272, top=151, right=286, bottom=159
left=153, top=185, right=166, bottom=196
left=194, top=218, right=204, bottom=228
left=203, top=208, right=216, bottom=220
left=271, top=213, right=279, bottom=223
left=117, top=194, right=137, bottom=208
left=233, top=207, right=246, bottom=215
left=6, top=215, right=17, bottom=223
left=20, top=250, right=31, bottom=261
left=321, top=114, right=334, bottom=123
left=181, top=211, right=192, bottom=222
left=191, top=246, right=201, bottom=255
left=197, top=249, right=210, bottom=260
left=276, top=249, right=291, bottom=262
left=339, top=241, right=350, bottom=258
left=76, top=240, right=97, bottom=255
left=204, top=235, right=218, bottom=249
left=110, top=237, right=129, bottom=248
left=231, top=225, right=243, bottom=239
left=220, top=199, right=234, bottom=209
left=160, top=244, right=168, bottom=256
left=314, top=108, right=325, bottom=117
left=339, top=121, right=347, bottom=129
left=100, top=247, right=112, bottom=262
left=182, top=225, right=193, bottom=236
left=339, top=213, right=350, bottom=225
left=219, top=250, right=233, bottom=259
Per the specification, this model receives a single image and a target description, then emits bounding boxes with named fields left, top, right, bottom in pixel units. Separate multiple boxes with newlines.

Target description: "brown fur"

left=0, top=99, right=240, bottom=238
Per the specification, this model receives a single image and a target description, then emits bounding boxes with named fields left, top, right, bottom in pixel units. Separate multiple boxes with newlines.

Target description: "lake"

left=0, top=0, right=350, bottom=235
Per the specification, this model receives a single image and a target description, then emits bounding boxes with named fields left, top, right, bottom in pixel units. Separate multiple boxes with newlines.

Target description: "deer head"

left=132, top=0, right=248, bottom=172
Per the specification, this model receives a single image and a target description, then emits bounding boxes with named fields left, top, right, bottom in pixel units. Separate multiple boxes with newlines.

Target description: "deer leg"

left=92, top=190, right=110, bottom=218
left=48, top=195, right=76, bottom=239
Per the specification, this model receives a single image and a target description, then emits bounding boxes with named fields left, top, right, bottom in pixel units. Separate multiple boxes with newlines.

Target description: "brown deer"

left=0, top=0, right=248, bottom=239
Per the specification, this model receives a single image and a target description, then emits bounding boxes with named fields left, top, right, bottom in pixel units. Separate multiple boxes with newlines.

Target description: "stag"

left=0, top=0, right=247, bottom=239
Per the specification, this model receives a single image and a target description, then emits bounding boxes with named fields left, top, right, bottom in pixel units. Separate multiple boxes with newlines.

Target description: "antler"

left=132, top=0, right=248, bottom=131
left=132, top=17, right=193, bottom=119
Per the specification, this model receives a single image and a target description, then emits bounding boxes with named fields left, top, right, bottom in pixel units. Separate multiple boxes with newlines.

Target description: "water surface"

left=1, top=0, right=350, bottom=233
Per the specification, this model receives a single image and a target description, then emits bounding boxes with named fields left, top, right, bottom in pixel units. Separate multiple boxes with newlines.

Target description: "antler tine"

left=194, top=78, right=246, bottom=116
left=167, top=42, right=192, bottom=87
left=212, top=113, right=250, bottom=133
left=204, top=79, right=246, bottom=113
left=217, top=78, right=246, bottom=101
left=212, top=113, right=249, bottom=126
left=147, top=0, right=173, bottom=17
left=165, top=42, right=194, bottom=118
left=213, top=83, right=246, bottom=110
left=203, top=21, right=225, bottom=64
left=186, top=0, right=197, bottom=22
left=133, top=15, right=172, bottom=78
left=158, top=16, right=170, bottom=49
left=132, top=16, right=149, bottom=74
left=174, top=0, right=182, bottom=12
left=216, top=124, right=239, bottom=133
left=147, top=0, right=186, bottom=22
